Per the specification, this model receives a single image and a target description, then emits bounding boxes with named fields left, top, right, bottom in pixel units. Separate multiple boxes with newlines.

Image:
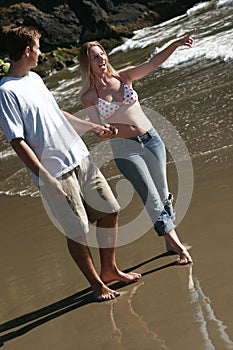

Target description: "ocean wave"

left=217, top=0, right=233, bottom=7
left=192, top=144, right=233, bottom=165
left=110, top=0, right=233, bottom=65
left=109, top=14, right=187, bottom=54
left=160, top=28, right=233, bottom=68
left=179, top=0, right=232, bottom=17
left=110, top=33, right=233, bottom=68
left=199, top=144, right=233, bottom=156
left=186, top=1, right=213, bottom=16
left=0, top=189, right=40, bottom=197
left=0, top=149, right=16, bottom=159
left=0, top=167, right=39, bottom=198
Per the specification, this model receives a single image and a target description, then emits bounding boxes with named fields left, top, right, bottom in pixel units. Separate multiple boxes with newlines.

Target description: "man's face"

left=28, top=38, right=41, bottom=68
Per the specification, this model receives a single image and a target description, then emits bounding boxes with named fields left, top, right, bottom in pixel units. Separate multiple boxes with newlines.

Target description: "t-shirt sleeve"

left=0, top=89, right=25, bottom=142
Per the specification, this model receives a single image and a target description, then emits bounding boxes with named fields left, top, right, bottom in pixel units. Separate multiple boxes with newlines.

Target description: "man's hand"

left=105, top=123, right=118, bottom=136
left=40, top=173, right=67, bottom=197
left=91, top=123, right=118, bottom=138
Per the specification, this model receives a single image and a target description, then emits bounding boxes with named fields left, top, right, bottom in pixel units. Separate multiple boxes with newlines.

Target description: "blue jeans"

left=111, top=127, right=176, bottom=236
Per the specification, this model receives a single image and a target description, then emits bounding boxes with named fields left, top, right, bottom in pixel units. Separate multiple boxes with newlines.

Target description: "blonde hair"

left=79, top=41, right=118, bottom=101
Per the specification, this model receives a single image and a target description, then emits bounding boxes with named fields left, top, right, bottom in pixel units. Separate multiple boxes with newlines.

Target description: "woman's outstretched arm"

left=119, top=29, right=196, bottom=83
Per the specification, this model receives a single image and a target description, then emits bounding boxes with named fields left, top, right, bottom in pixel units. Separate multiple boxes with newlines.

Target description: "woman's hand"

left=104, top=123, right=118, bottom=136
left=177, top=28, right=196, bottom=48
left=91, top=123, right=118, bottom=138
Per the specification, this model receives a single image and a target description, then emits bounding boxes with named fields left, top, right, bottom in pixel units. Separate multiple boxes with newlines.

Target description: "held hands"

left=92, top=123, right=118, bottom=138
left=105, top=123, right=119, bottom=136
left=177, top=28, right=196, bottom=48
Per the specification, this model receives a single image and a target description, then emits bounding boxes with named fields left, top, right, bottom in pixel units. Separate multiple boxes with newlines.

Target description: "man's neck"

left=6, top=61, right=30, bottom=78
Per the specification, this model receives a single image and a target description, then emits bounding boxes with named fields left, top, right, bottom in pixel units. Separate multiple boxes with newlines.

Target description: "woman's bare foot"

left=166, top=241, right=192, bottom=254
left=164, top=230, right=193, bottom=265
left=92, top=283, right=120, bottom=302
left=178, top=249, right=193, bottom=265
left=100, top=268, right=141, bottom=285
left=167, top=245, right=192, bottom=265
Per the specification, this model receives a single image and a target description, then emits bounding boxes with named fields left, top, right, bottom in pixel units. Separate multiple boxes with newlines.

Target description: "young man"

left=0, top=26, right=140, bottom=301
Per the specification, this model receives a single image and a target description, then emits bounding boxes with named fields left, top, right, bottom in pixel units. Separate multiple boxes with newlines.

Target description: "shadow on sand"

left=0, top=252, right=177, bottom=347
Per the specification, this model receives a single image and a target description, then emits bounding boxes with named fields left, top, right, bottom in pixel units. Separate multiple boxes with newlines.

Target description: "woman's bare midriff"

left=106, top=104, right=153, bottom=139
left=109, top=123, right=150, bottom=139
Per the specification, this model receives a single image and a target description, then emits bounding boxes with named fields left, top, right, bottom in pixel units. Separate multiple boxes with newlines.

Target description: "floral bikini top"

left=94, top=76, right=138, bottom=119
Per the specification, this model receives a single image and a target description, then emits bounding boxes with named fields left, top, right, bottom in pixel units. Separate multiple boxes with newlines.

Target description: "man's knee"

left=97, top=211, right=119, bottom=227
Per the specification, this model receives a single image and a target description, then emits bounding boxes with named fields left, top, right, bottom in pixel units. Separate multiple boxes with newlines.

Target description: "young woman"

left=78, top=30, right=196, bottom=264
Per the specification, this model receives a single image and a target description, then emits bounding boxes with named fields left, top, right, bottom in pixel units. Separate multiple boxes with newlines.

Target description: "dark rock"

left=65, top=59, right=76, bottom=67
left=106, top=2, right=160, bottom=34
left=0, top=0, right=206, bottom=77
left=54, top=60, right=65, bottom=70
left=0, top=3, right=82, bottom=53
left=0, top=0, right=206, bottom=55
left=147, top=0, right=196, bottom=21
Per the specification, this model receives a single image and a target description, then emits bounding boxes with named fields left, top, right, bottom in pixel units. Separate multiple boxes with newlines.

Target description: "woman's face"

left=89, top=45, right=107, bottom=75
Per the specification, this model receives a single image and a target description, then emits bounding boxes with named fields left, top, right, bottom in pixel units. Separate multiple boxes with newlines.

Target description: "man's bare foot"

left=92, top=283, right=120, bottom=302
left=100, top=268, right=141, bottom=285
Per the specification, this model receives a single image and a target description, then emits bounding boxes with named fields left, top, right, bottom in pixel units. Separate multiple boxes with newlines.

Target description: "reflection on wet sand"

left=106, top=264, right=233, bottom=350
left=107, top=282, right=172, bottom=350
left=188, top=265, right=233, bottom=350
left=1, top=245, right=233, bottom=350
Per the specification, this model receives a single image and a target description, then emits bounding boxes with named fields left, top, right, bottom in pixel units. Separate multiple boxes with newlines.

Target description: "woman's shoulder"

left=117, top=66, right=135, bottom=85
left=81, top=87, right=97, bottom=107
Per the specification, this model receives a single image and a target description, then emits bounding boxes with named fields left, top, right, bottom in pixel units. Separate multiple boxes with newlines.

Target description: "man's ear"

left=25, top=46, right=31, bottom=57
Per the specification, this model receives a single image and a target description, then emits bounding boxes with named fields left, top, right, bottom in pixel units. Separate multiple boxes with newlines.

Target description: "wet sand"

left=0, top=159, right=233, bottom=350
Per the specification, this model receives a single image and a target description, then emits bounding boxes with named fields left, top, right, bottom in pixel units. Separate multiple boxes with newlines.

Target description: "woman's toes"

left=178, top=253, right=193, bottom=265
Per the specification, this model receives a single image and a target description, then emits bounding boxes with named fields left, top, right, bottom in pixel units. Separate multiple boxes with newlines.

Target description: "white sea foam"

left=186, top=1, right=212, bottom=16
left=110, top=17, right=233, bottom=67
left=111, top=27, right=233, bottom=68
left=0, top=189, right=40, bottom=197
left=67, top=63, right=79, bottom=72
left=110, top=0, right=233, bottom=66
left=0, top=149, right=16, bottom=159
left=217, top=0, right=233, bottom=7
left=110, top=14, right=187, bottom=54
left=160, top=28, right=233, bottom=68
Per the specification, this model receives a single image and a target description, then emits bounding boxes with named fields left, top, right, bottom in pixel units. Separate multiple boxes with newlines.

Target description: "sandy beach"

left=1, top=2, right=233, bottom=348
left=1, top=158, right=233, bottom=350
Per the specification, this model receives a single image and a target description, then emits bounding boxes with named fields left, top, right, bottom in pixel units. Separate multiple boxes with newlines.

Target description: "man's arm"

left=10, top=138, right=67, bottom=196
left=62, top=110, right=116, bottom=137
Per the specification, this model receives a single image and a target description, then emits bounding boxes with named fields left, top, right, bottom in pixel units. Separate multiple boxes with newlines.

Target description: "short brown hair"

left=5, top=26, right=41, bottom=61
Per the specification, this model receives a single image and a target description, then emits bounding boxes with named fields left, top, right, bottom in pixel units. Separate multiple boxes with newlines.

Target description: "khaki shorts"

left=40, top=156, right=120, bottom=239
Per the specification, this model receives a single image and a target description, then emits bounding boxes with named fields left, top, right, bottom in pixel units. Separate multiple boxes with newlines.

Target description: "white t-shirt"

left=0, top=71, right=89, bottom=185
